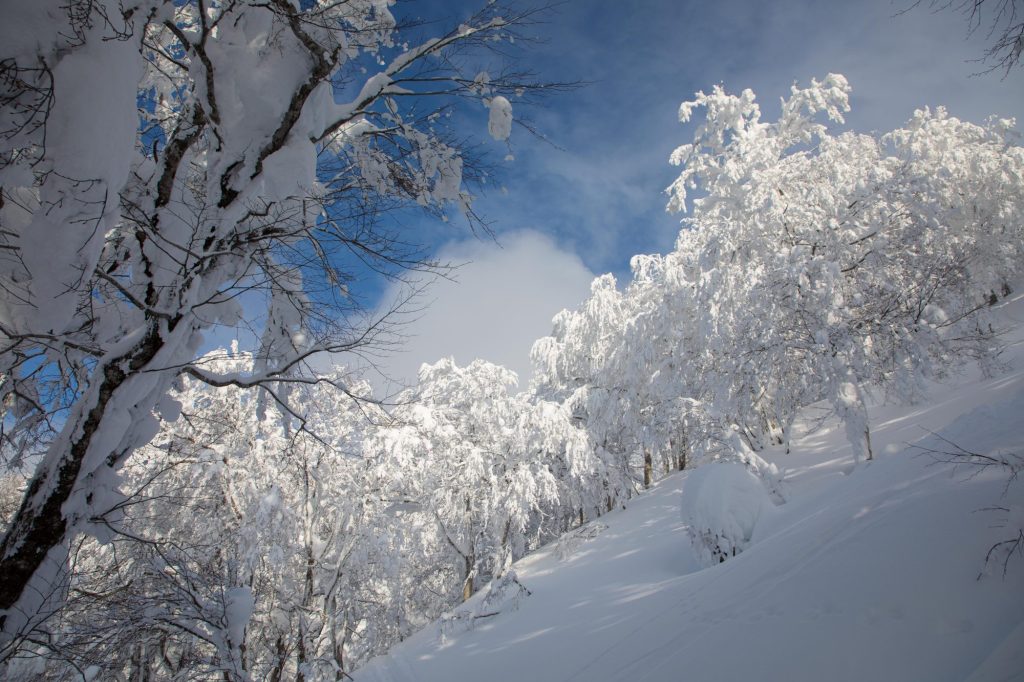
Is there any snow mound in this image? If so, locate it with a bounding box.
[681,461,774,565]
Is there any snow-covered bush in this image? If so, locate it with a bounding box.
[681,462,775,566]
[555,522,608,562]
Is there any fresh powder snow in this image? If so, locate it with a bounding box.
[354,291,1024,682]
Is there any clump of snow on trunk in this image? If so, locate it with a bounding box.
[681,462,775,566]
[223,586,254,672]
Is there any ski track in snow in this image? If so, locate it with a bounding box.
[355,293,1024,682]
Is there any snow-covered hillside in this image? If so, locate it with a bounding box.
[355,294,1024,682]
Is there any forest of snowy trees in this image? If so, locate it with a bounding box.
[2,0,1024,679]
[0,0,563,670]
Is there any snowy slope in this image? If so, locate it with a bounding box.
[355,295,1024,682]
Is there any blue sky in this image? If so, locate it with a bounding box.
[359,0,1024,388]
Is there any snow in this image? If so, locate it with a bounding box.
[224,586,255,650]
[487,96,513,141]
[354,292,1024,682]
[680,461,775,565]
[2,0,144,334]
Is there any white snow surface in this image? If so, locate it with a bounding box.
[355,293,1024,682]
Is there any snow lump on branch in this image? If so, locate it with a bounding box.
[487,95,513,141]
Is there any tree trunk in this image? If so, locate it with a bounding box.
[0,321,173,639]
[295,633,307,682]
[643,449,653,488]
[131,642,152,682]
[782,412,796,455]
[331,611,346,682]
[462,553,474,602]
[268,635,288,682]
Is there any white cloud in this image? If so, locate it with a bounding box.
[368,230,595,393]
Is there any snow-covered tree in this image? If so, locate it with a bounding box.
[527,73,1023,497]
[531,275,639,504]
[53,352,473,680]
[666,74,1024,463]
[373,358,557,603]
[0,0,565,652]
[12,349,394,680]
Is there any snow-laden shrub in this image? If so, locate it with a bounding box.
[438,570,532,644]
[681,462,775,566]
[555,522,608,562]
